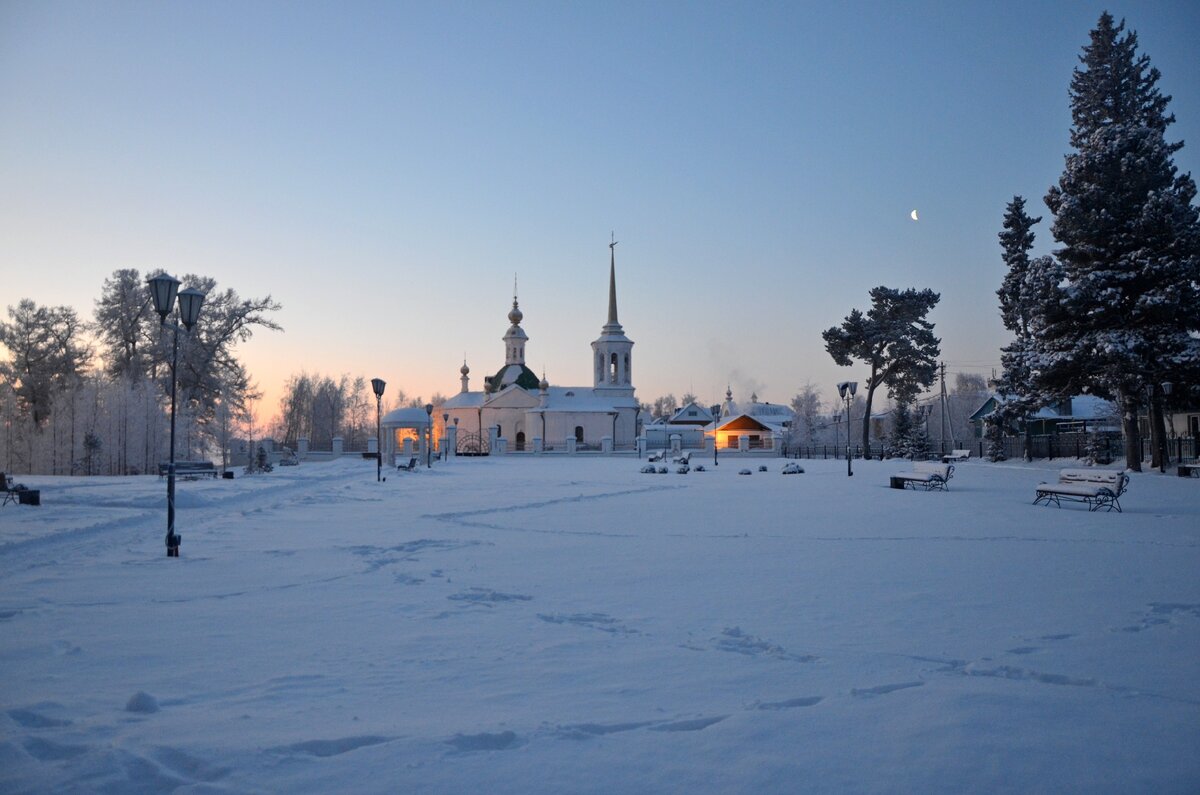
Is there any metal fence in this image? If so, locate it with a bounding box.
[784,435,1198,464]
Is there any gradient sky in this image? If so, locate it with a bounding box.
[2,1,1197,420]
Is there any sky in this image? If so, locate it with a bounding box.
[2,1,1198,422]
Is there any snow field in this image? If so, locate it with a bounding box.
[1,455,1198,793]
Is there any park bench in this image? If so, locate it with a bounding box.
[2,472,18,506]
[890,462,954,491]
[2,472,41,506]
[157,461,218,480]
[942,449,971,463]
[397,456,418,471]
[1178,465,1198,478]
[1034,469,1129,512]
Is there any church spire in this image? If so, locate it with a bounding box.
[604,232,622,333]
[592,235,634,393]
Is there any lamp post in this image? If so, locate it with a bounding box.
[147,273,205,557]
[442,413,449,461]
[425,404,434,467]
[837,381,857,476]
[833,409,841,458]
[371,378,385,481]
[712,402,719,467]
[1160,381,1173,473]
[634,406,642,458]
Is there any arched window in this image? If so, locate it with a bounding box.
[624,354,630,383]
[575,426,584,443]
[610,352,618,383]
[497,424,502,439]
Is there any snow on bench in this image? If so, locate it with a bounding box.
[157,461,217,479]
[890,462,954,492]
[942,449,971,462]
[1034,469,1129,513]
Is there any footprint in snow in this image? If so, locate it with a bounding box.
[851,681,925,697]
[446,730,520,752]
[751,696,823,710]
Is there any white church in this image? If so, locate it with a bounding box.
[440,243,640,454]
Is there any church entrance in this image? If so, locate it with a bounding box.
[515,431,526,451]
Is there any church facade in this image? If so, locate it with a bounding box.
[441,243,640,453]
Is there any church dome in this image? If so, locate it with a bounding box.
[539,374,550,391]
[508,299,523,325]
[460,361,470,376]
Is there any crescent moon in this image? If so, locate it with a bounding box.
[910,210,919,221]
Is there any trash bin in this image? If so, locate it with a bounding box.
[17,489,40,506]
[222,471,235,479]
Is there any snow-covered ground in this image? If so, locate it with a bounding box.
[2,455,1198,793]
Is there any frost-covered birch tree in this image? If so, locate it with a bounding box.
[789,383,823,447]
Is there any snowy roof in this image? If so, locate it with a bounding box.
[1031,395,1117,420]
[711,413,787,434]
[972,393,1117,422]
[381,407,433,427]
[723,399,794,424]
[747,402,793,419]
[537,387,639,413]
[490,363,540,391]
[441,392,486,409]
[667,402,714,424]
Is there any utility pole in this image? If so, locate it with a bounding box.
[939,361,949,449]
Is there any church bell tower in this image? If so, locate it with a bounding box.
[591,237,634,397]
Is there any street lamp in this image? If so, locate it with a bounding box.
[837,381,858,476]
[1160,381,1174,474]
[915,404,931,460]
[147,273,205,557]
[833,408,842,458]
[371,378,386,481]
[425,403,434,467]
[712,402,719,467]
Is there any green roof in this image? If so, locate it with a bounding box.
[491,364,541,392]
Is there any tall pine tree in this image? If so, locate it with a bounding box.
[823,286,941,455]
[1040,13,1200,471]
[993,196,1064,461]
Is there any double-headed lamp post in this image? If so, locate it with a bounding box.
[425,404,434,467]
[837,381,858,477]
[147,273,205,558]
[371,378,386,481]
